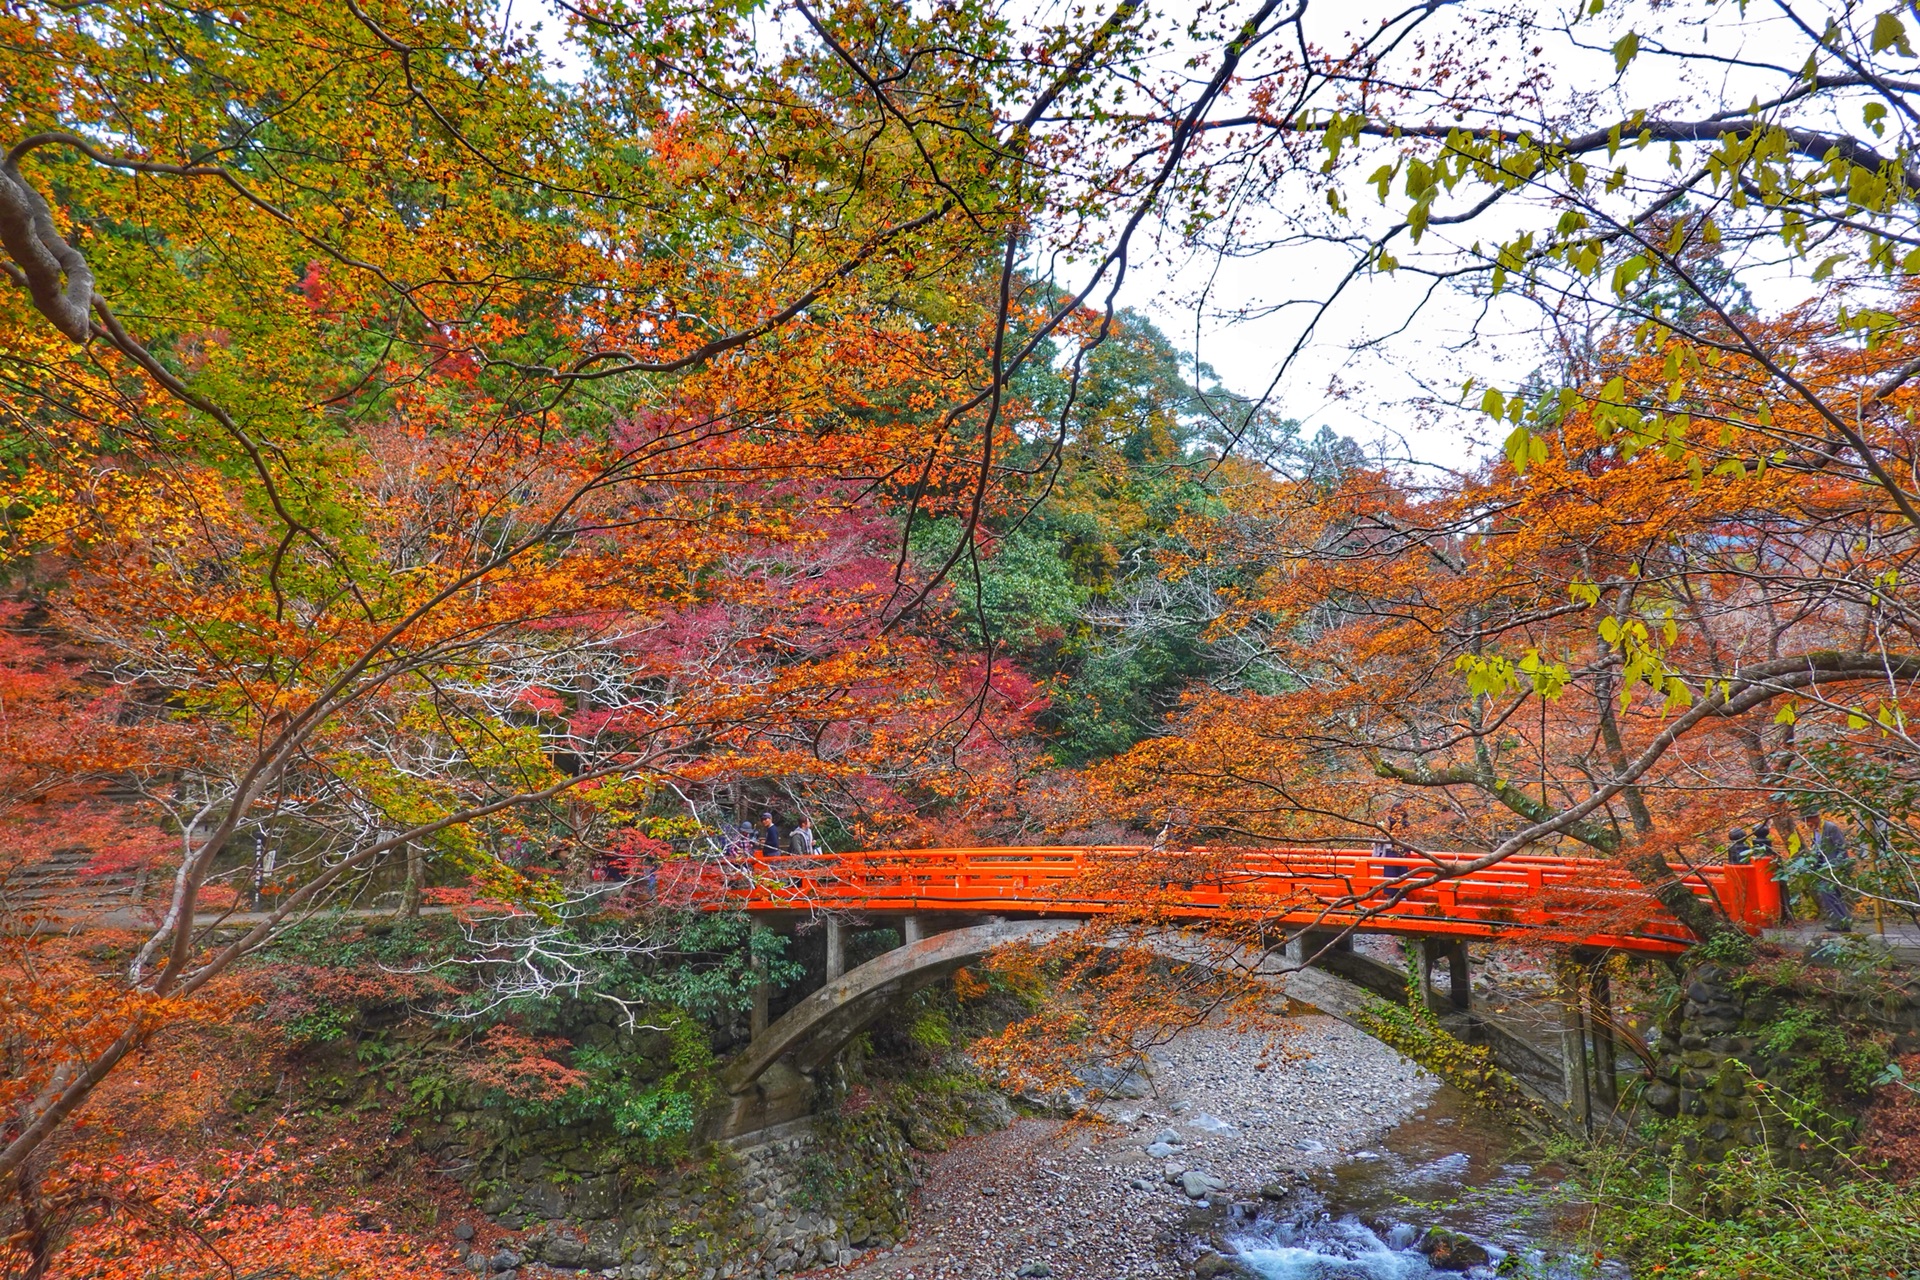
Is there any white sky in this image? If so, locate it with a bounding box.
[1099,0,1843,471]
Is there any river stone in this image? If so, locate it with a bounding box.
[1145,1142,1179,1159]
[1192,1254,1255,1279]
[1180,1170,1224,1199]
[1420,1228,1490,1270]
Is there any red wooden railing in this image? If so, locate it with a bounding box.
[655,845,1781,955]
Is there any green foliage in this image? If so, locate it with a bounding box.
[626,912,806,1021]
[1356,955,1546,1120]
[488,910,806,1028]
[1779,742,1920,926]
[1692,929,1756,965]
[907,1007,954,1050]
[404,1070,458,1117]
[281,1005,356,1048]
[585,1015,718,1148]
[847,927,903,969]
[258,914,462,969]
[258,906,801,1164]
[1755,1007,1889,1111]
[438,911,801,1162]
[1575,1146,1920,1280]
[916,521,1087,653]
[497,1011,719,1160]
[1722,949,1902,1121]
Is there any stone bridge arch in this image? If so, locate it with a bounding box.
[712,919,1076,1135]
[709,918,1389,1138]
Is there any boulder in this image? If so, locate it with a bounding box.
[1192,1253,1255,1279]
[1419,1228,1490,1271]
[959,1089,1016,1133]
[522,1180,567,1219]
[1145,1142,1180,1159]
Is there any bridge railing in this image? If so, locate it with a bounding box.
[706,845,1781,954]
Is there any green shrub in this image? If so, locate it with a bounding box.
[499,1011,719,1158]
[1576,1146,1920,1279]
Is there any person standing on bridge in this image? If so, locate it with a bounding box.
[1803,804,1855,933]
[1726,827,1751,864]
[782,816,821,893]
[758,812,783,858]
[1376,803,1415,904]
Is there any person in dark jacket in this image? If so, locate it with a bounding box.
[1727,827,1751,865]
[757,812,783,857]
[1803,805,1854,932]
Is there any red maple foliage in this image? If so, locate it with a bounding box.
[1863,1053,1920,1184]
[5,1138,459,1280]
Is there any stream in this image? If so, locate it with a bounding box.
[1221,1085,1626,1280]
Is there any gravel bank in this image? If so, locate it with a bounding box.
[815,1014,1439,1280]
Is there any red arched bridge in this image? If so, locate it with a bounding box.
[715,845,1782,954]
[688,847,1782,1137]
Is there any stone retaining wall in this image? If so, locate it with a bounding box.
[441,1084,1011,1278]
[1642,958,1920,1165]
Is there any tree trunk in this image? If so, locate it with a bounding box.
[1624,850,1735,941]
[17,1160,53,1280]
[398,843,423,920]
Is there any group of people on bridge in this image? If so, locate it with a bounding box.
[721,813,818,860]
[1727,802,1867,933]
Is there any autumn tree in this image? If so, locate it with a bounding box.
[1091,320,1920,931]
[0,0,1237,1241]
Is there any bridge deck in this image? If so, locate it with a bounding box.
[701,846,1779,955]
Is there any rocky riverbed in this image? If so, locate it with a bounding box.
[818,1015,1440,1280]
